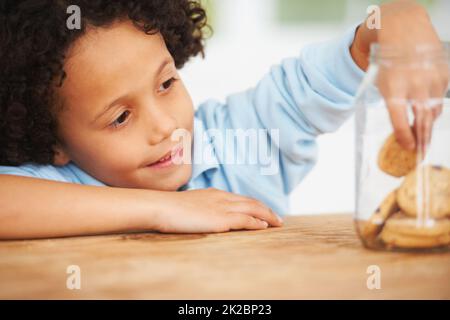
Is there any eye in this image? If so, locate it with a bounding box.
[157,77,177,93]
[111,110,130,128]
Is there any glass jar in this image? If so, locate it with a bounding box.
[354,43,450,252]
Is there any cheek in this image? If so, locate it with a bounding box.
[66,129,144,174]
[95,135,145,169]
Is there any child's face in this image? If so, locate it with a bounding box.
[54,20,194,191]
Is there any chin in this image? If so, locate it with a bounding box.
[151,164,192,191]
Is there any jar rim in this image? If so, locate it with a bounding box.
[369,42,450,63]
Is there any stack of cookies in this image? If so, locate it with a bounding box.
[360,133,450,250]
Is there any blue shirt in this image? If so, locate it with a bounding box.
[0,27,365,215]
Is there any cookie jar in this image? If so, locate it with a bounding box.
[354,43,450,252]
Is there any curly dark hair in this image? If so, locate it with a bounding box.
[0,0,209,166]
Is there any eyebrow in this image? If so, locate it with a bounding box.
[92,57,175,124]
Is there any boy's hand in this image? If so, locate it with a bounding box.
[152,188,283,233]
[351,0,449,153]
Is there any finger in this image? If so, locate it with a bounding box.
[412,103,433,158]
[431,103,443,120]
[410,78,433,155]
[377,68,415,150]
[422,103,434,149]
[228,201,283,227]
[411,101,425,153]
[222,192,283,226]
[213,189,283,225]
[430,73,446,121]
[227,213,269,230]
[386,97,416,151]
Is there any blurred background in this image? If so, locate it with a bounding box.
[179,0,450,215]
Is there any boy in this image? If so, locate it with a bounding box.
[0,0,447,239]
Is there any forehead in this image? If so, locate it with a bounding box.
[58,20,170,112]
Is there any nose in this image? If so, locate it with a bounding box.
[143,104,178,145]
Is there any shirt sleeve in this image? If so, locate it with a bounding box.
[0,163,73,183]
[194,26,365,199]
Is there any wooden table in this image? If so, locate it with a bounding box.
[0,214,449,299]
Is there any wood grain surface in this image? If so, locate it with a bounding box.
[0,214,448,299]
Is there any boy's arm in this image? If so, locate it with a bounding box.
[0,175,281,239]
[0,174,159,239]
[195,26,364,205]
[195,2,445,210]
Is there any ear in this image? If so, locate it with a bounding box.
[53,144,71,166]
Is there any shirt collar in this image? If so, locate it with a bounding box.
[66,162,106,186]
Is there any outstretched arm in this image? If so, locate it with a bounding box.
[0,174,282,240]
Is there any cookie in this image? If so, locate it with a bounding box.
[360,189,399,240]
[378,133,417,177]
[383,212,450,237]
[380,230,450,249]
[397,165,450,219]
[380,212,450,249]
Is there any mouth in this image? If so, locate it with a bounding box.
[145,144,184,169]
